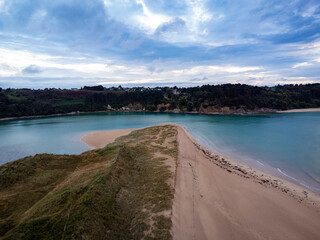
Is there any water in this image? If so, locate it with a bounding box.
[0,112,319,193]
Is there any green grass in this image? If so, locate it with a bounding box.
[0,125,177,240]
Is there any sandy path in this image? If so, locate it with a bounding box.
[82,129,136,149]
[171,126,320,240]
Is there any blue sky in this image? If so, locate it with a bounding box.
[0,0,319,88]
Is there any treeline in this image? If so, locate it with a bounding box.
[0,84,319,118]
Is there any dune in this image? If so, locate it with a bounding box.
[82,124,320,240]
[1,125,177,239]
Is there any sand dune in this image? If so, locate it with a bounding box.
[82,125,320,240]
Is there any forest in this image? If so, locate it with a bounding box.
[0,83,319,118]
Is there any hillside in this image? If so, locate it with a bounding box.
[1,83,320,118]
[0,125,177,239]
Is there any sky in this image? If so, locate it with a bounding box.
[0,0,319,88]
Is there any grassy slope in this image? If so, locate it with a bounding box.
[0,125,177,240]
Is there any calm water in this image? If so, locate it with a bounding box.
[0,112,319,193]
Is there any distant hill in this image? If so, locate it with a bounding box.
[0,125,177,239]
[0,84,319,118]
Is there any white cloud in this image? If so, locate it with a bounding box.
[155,0,214,43]
[102,0,172,35]
[299,42,320,50]
[0,47,269,87]
[186,0,212,34]
[293,62,312,68]
[0,0,5,13]
[275,78,317,85]
[101,0,215,43]
[135,0,171,33]
[300,4,320,18]
[0,48,116,77]
[0,46,317,88]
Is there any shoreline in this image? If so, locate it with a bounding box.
[81,128,137,149]
[277,108,320,113]
[2,107,320,122]
[82,124,320,200]
[172,124,320,239]
[192,134,320,194]
[83,124,320,239]
[176,124,320,200]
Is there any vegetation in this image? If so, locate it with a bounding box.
[0,84,320,118]
[0,125,178,240]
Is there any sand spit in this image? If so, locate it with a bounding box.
[82,125,320,240]
[82,129,136,149]
[277,108,320,113]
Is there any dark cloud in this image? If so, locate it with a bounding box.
[190,76,208,82]
[0,0,137,51]
[22,65,42,74]
[155,17,186,36]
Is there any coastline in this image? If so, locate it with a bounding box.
[180,124,320,199]
[82,124,320,200]
[82,124,320,239]
[0,110,271,122]
[172,124,320,239]
[277,108,320,113]
[190,133,320,194]
[1,107,320,122]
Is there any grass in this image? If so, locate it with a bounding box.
[0,125,177,240]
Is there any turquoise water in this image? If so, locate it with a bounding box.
[0,112,319,193]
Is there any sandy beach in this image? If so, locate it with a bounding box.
[277,108,320,113]
[82,124,320,240]
[81,129,136,148]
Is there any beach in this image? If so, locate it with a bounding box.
[277,108,320,113]
[82,128,136,149]
[82,124,320,240]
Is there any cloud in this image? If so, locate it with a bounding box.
[0,0,5,13]
[155,17,186,35]
[154,17,189,43]
[293,62,312,68]
[0,46,272,88]
[190,76,208,82]
[135,0,171,33]
[0,0,319,88]
[22,65,42,74]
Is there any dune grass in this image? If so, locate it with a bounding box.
[0,125,177,240]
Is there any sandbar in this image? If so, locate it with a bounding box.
[278,108,320,113]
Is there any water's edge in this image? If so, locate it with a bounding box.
[1,112,319,194]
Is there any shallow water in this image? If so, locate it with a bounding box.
[0,112,319,193]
